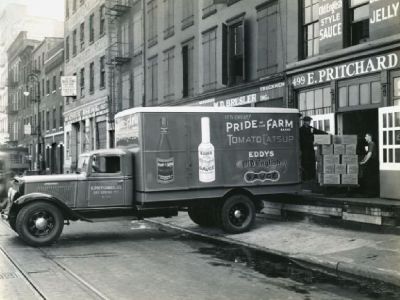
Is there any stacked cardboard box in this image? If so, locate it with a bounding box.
[315,135,359,186]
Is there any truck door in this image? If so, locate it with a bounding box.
[87,154,126,206]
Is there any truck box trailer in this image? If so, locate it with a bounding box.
[2,107,301,246]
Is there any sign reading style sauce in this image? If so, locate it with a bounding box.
[319,0,343,54]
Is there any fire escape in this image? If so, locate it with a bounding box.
[105,0,131,128]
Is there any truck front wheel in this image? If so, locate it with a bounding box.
[221,194,255,234]
[16,202,64,247]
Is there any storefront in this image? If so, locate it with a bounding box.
[289,51,400,199]
[44,132,64,174]
[63,96,110,173]
[190,78,286,108]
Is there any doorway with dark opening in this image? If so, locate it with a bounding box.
[341,108,379,196]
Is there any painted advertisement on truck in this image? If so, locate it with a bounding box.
[138,111,299,191]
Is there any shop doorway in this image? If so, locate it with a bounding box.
[342,109,379,154]
[341,108,380,195]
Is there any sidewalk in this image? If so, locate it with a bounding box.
[149,211,400,287]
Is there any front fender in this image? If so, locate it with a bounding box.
[11,193,86,222]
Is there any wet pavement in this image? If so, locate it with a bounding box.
[1,218,400,299]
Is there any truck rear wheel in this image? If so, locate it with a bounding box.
[16,202,64,247]
[220,194,255,234]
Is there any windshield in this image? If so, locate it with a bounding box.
[77,155,90,173]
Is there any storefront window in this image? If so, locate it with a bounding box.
[303,0,319,58]
[338,78,381,109]
[298,86,331,115]
[394,77,400,106]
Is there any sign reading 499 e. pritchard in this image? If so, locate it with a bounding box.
[292,52,399,88]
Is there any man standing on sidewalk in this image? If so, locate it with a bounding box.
[360,133,379,197]
[299,116,326,181]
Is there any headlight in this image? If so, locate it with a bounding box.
[7,187,16,201]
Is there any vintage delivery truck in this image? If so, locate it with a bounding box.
[2,107,301,246]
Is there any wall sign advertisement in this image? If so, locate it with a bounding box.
[318,0,343,54]
[370,0,400,39]
[61,76,77,97]
[115,113,140,148]
[192,82,285,107]
[292,52,400,88]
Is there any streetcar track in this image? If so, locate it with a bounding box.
[1,219,110,299]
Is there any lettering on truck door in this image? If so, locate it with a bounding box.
[87,154,125,206]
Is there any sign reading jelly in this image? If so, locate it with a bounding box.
[370,0,400,40]
[319,0,343,54]
[292,52,400,88]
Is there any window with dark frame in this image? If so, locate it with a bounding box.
[148,0,158,47]
[89,62,94,93]
[46,110,50,131]
[302,0,319,58]
[53,108,57,129]
[182,40,194,98]
[53,75,57,91]
[202,28,217,91]
[163,48,175,101]
[223,19,246,86]
[42,79,45,96]
[80,68,85,97]
[60,106,64,128]
[147,56,158,104]
[181,0,194,29]
[257,2,278,77]
[348,0,369,46]
[72,29,77,56]
[100,5,106,36]
[46,79,50,95]
[89,13,95,43]
[100,56,106,88]
[80,22,85,51]
[65,36,70,61]
[164,0,174,39]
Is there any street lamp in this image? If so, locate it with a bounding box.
[24,73,42,174]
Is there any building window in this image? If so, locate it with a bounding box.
[394,77,400,106]
[121,20,130,57]
[303,0,319,58]
[73,0,77,13]
[80,22,85,51]
[100,56,106,88]
[89,13,95,43]
[52,75,57,92]
[121,72,132,110]
[163,48,174,101]
[338,78,381,108]
[257,2,278,77]
[133,14,143,54]
[46,79,50,95]
[65,0,69,19]
[182,0,194,29]
[381,109,400,167]
[80,68,85,97]
[100,5,106,36]
[89,62,94,93]
[223,18,246,86]
[148,0,158,47]
[203,0,217,18]
[298,87,332,116]
[72,29,77,56]
[42,79,45,96]
[182,40,194,98]
[46,111,50,131]
[133,67,143,107]
[164,0,174,39]
[202,28,217,91]
[348,0,369,46]
[65,36,70,61]
[147,55,158,104]
[53,108,57,129]
[60,106,64,128]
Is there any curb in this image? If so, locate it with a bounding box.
[147,218,400,288]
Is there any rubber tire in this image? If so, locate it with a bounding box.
[220,194,255,234]
[16,202,64,247]
[188,203,219,227]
